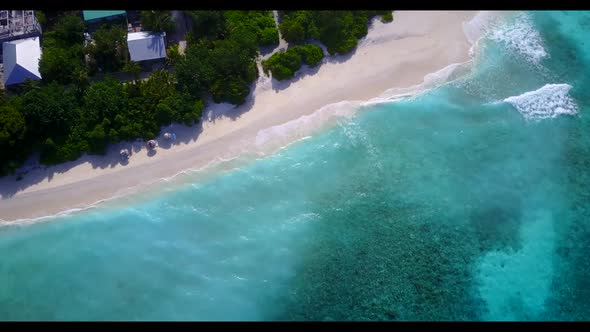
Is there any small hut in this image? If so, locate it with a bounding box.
[147,140,158,149]
[120,148,130,159]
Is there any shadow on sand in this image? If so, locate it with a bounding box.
[0,94,245,200]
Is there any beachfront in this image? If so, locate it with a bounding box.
[0,11,477,222]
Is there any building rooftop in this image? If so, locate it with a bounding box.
[2,36,42,86]
[127,31,166,62]
[0,10,41,42]
[83,10,126,21]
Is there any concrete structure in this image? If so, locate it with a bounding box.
[127,31,166,63]
[2,36,41,86]
[0,10,42,59]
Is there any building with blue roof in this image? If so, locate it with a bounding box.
[2,36,41,86]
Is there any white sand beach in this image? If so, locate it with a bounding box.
[0,11,480,222]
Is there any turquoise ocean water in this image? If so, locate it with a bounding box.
[2,11,590,320]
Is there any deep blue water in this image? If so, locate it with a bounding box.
[1,11,590,320]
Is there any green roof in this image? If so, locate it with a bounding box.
[83,10,126,21]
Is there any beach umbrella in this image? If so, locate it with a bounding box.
[147,140,158,149]
[120,148,130,159]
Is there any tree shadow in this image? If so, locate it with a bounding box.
[325,46,358,65]
[158,138,173,149]
[147,149,157,157]
[131,141,144,153]
[305,39,359,65]
[199,81,258,123]
[0,144,130,199]
[270,63,323,92]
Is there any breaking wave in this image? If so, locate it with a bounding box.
[503,84,578,120]
[488,12,548,65]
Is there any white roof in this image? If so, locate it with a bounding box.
[2,36,42,85]
[127,31,166,62]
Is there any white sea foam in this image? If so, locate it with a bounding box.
[0,155,245,227]
[503,84,578,120]
[488,12,548,65]
[366,61,469,106]
[254,56,478,157]
[254,101,361,152]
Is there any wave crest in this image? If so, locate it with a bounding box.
[254,101,361,152]
[489,12,548,65]
[503,84,578,120]
[254,58,476,155]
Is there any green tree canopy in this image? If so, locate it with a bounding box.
[278,11,392,55]
[176,35,257,105]
[210,77,250,105]
[19,82,80,139]
[0,87,7,105]
[280,20,306,43]
[225,11,279,47]
[52,14,86,47]
[85,25,128,73]
[140,11,176,33]
[262,44,324,81]
[39,44,85,85]
[123,61,142,81]
[174,40,211,98]
[82,78,128,124]
[38,13,86,85]
[186,11,228,40]
[0,103,26,149]
[381,11,394,23]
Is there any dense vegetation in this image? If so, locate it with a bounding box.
[381,11,394,23]
[85,24,129,74]
[175,11,279,105]
[262,44,324,80]
[0,88,27,175]
[38,14,87,85]
[4,73,203,167]
[278,11,393,55]
[140,11,176,33]
[1,13,202,173]
[0,10,393,176]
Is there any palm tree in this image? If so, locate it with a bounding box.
[140,11,176,33]
[166,44,182,66]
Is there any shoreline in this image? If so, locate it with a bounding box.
[0,11,481,222]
